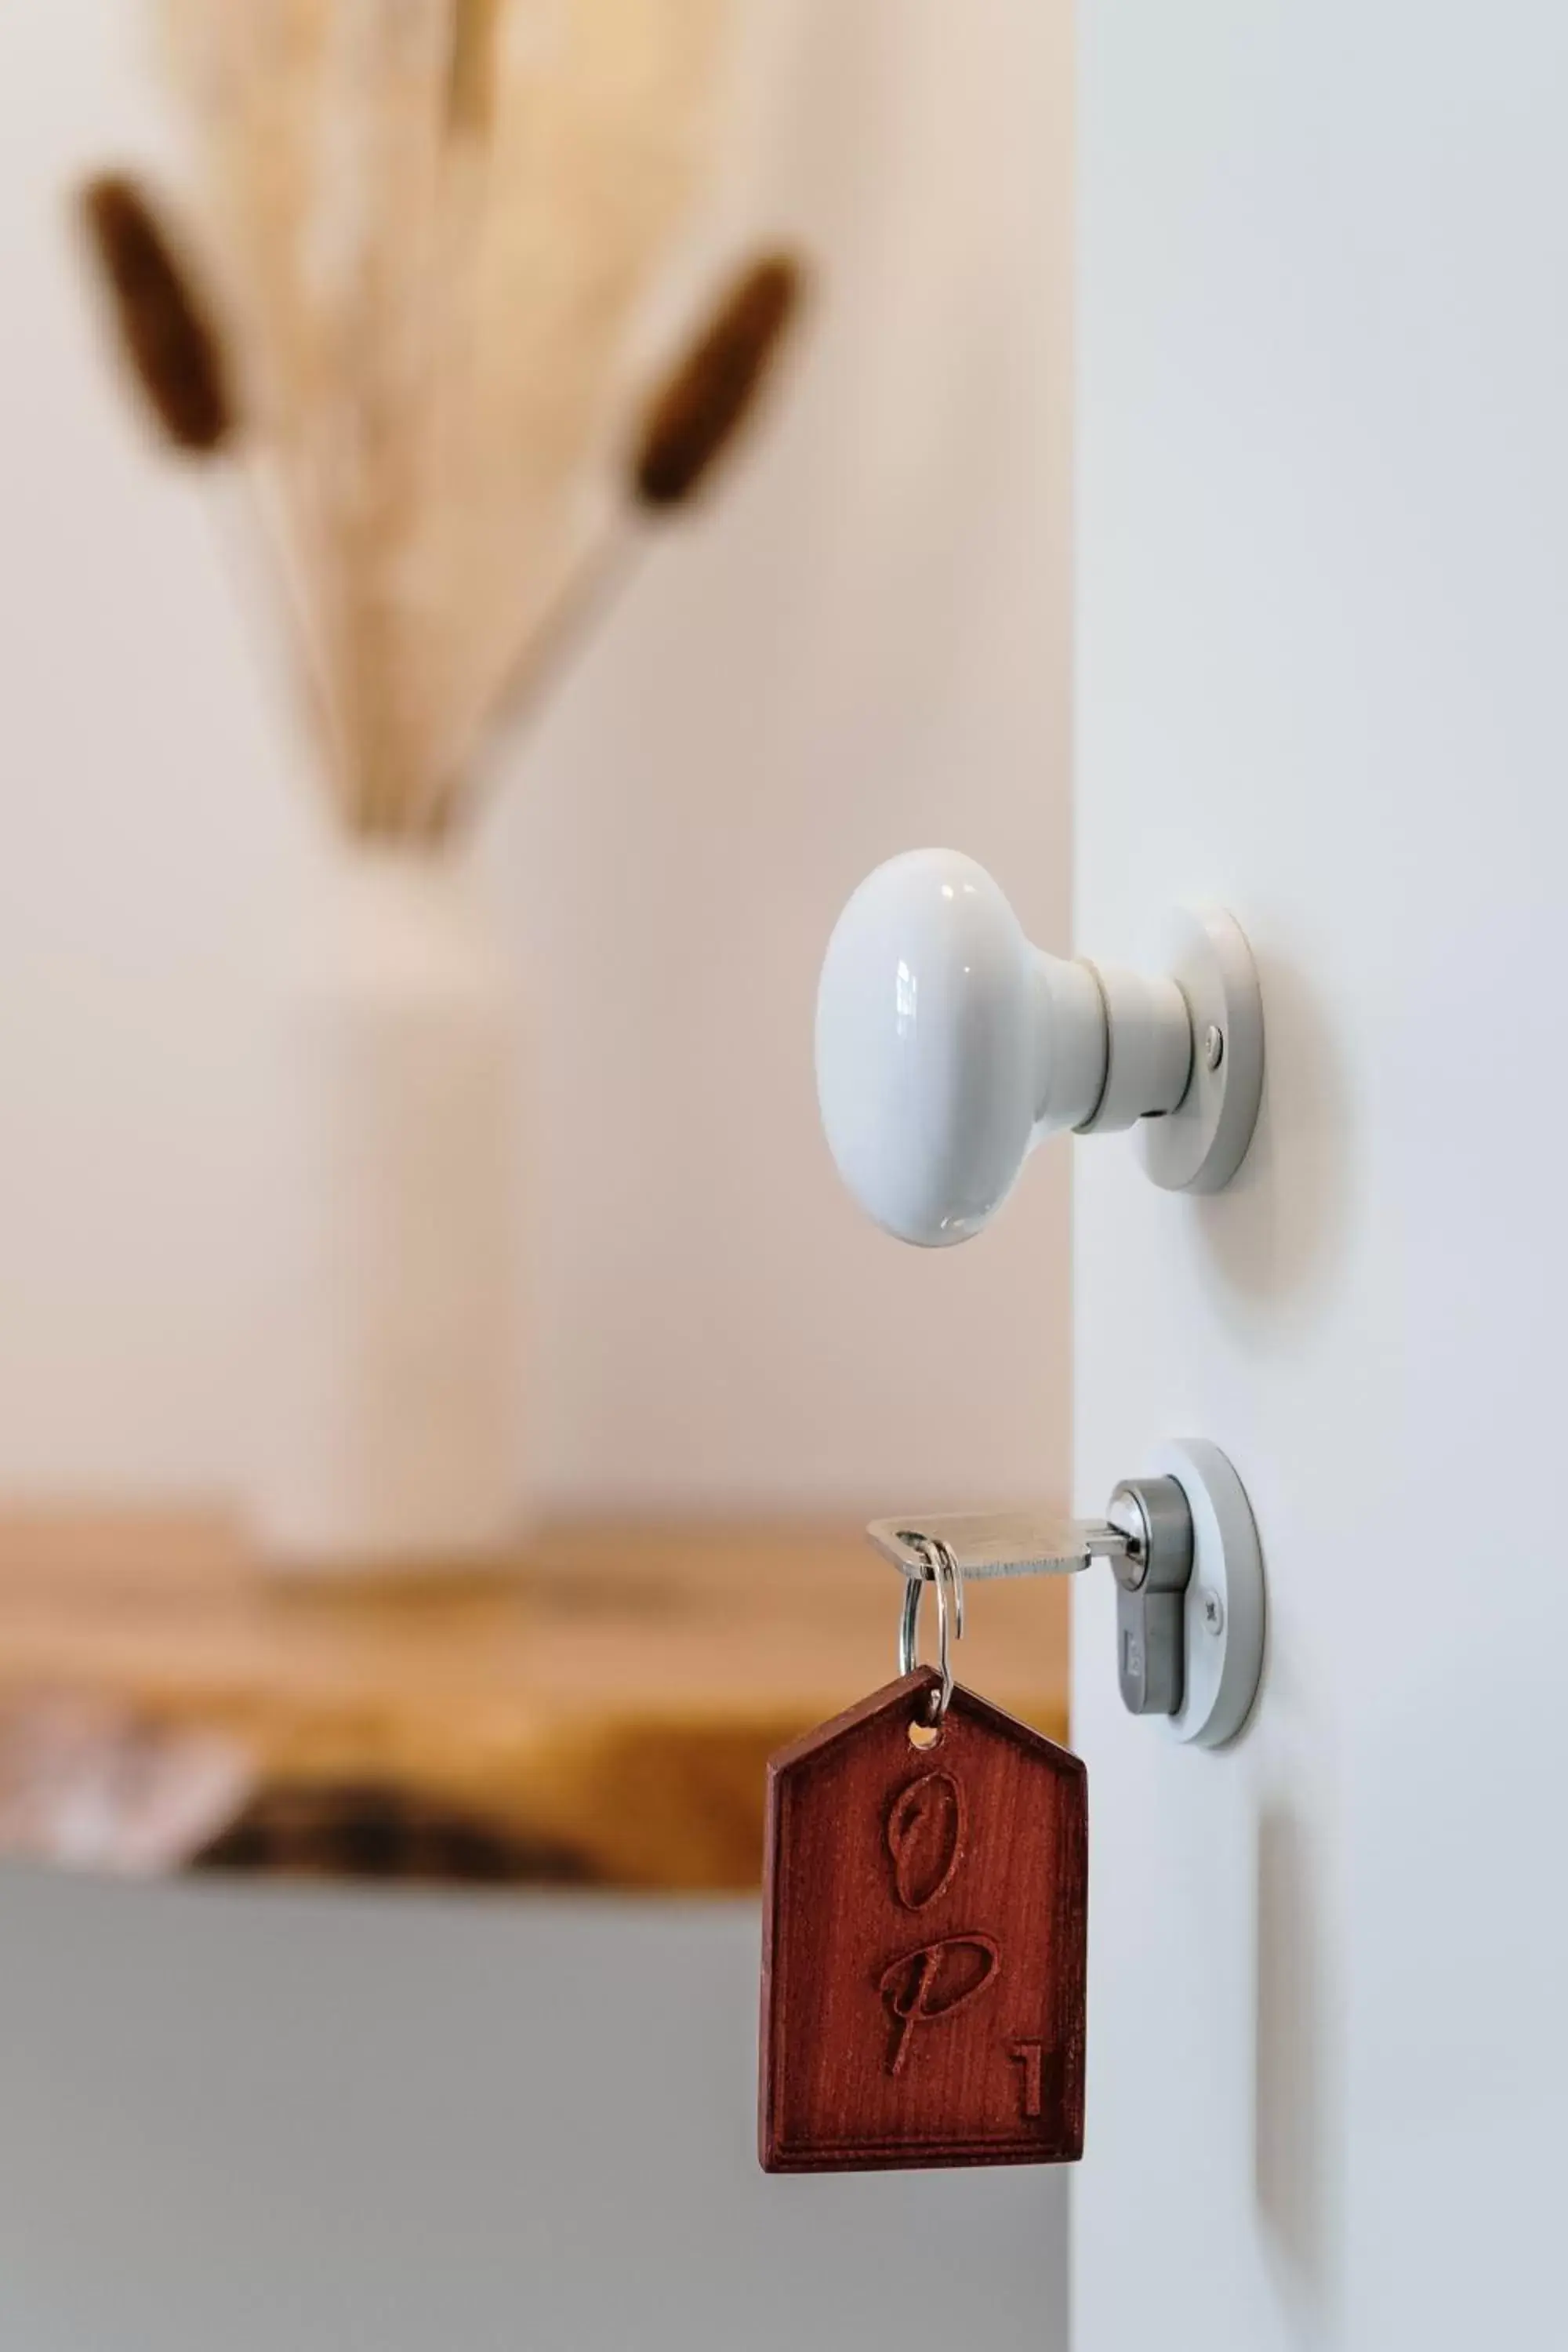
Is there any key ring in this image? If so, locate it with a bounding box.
[897,1533,965,1723]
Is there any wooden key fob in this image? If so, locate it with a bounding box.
[760,1667,1087,2172]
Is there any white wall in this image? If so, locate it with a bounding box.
[0,0,1071,1520]
[1074,4,1563,2347]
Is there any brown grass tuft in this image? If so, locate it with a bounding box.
[633,252,807,510]
[78,172,236,456]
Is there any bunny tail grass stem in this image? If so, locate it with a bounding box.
[453,245,811,828]
[77,172,237,456]
[447,0,505,136]
[223,467,354,824]
[432,533,643,839]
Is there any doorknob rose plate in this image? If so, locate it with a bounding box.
[815,849,1264,1245]
[1134,906,1264,1196]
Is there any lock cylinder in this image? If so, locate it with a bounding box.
[1106,1475,1195,1716]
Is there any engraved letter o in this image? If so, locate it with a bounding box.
[886,1770,965,1911]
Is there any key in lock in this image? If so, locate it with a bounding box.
[868,1477,1196,1720]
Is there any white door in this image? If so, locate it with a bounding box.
[1074,5,1563,2347]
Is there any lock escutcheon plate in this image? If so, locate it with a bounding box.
[1152,1439,1265,1748]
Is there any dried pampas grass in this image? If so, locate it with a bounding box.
[78,0,810,841]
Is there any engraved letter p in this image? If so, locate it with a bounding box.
[877,1935,1000,2076]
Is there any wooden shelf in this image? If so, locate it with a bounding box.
[0,1515,1069,1893]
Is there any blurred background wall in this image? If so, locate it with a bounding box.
[0,0,1070,1521]
[0,9,1073,2347]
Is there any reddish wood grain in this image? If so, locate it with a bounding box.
[760,1668,1087,2172]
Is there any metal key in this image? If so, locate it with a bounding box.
[868,1480,1196,1717]
[866,1511,1129,1582]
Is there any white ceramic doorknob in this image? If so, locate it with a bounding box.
[815,849,1263,1246]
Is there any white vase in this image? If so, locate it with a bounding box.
[249,842,524,1575]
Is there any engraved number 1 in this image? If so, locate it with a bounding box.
[1009,2039,1045,2119]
